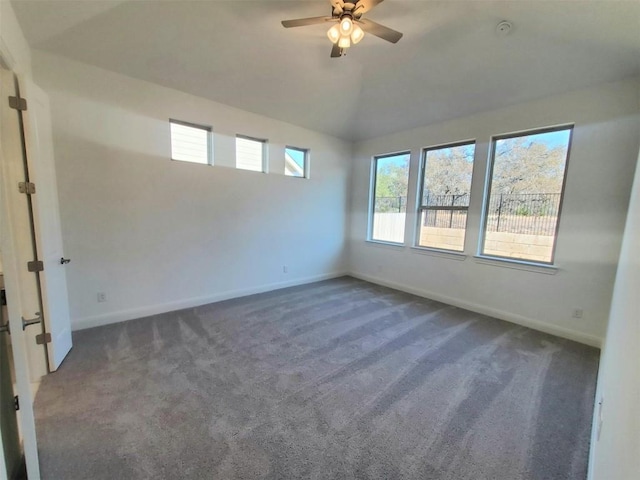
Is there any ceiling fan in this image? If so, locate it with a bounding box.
[281,0,403,58]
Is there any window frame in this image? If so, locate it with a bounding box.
[235,134,268,173]
[478,124,574,266]
[415,140,476,253]
[284,145,309,178]
[169,118,213,166]
[368,151,411,246]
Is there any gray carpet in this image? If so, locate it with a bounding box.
[34,277,599,479]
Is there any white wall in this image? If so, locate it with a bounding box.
[0,0,31,74]
[32,51,352,330]
[588,146,640,479]
[349,78,640,346]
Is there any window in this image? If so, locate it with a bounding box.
[481,126,572,264]
[170,119,212,165]
[285,146,308,178]
[417,142,475,252]
[236,135,267,172]
[369,152,410,244]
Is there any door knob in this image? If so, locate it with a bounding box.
[60,257,71,265]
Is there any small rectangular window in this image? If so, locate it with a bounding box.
[236,135,267,172]
[369,152,410,244]
[480,126,572,264]
[285,146,308,178]
[417,141,475,252]
[170,119,212,165]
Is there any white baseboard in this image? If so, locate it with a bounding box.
[72,271,348,331]
[73,269,602,348]
[349,271,602,348]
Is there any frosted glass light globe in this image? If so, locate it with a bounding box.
[327,24,340,43]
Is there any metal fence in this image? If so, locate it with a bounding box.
[423,193,470,208]
[375,196,407,213]
[485,193,561,235]
[376,193,561,236]
[421,194,469,229]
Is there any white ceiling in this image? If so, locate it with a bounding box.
[11,0,640,141]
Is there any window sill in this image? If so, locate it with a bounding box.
[474,255,558,275]
[171,158,212,166]
[365,240,406,250]
[411,247,467,261]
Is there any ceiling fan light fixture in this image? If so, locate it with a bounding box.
[281,0,403,58]
[351,24,364,44]
[338,35,351,49]
[327,24,341,43]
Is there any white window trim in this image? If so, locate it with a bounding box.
[411,246,467,261]
[365,239,406,250]
[368,151,411,245]
[474,255,559,275]
[415,140,476,253]
[477,124,574,266]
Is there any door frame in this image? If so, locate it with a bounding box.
[0,54,42,479]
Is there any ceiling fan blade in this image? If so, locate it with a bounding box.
[281,16,333,28]
[330,44,343,58]
[357,18,403,43]
[330,0,344,15]
[354,0,384,15]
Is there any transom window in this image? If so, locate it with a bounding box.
[236,135,267,172]
[170,119,212,165]
[285,146,308,178]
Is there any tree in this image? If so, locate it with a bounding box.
[423,144,474,206]
[374,155,410,213]
[376,157,410,198]
[491,137,567,194]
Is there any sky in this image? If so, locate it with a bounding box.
[377,153,410,169]
[286,147,305,169]
[512,128,572,149]
[374,127,572,177]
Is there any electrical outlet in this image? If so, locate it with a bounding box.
[283,265,288,274]
[97,292,107,303]
[572,308,583,319]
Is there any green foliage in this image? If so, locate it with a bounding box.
[375,156,410,198]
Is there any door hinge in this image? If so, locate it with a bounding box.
[18,181,36,194]
[27,260,44,272]
[36,332,52,345]
[14,396,19,411]
[8,96,27,111]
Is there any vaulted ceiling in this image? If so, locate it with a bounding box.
[11,0,640,141]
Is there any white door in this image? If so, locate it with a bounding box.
[0,69,48,381]
[1,65,41,480]
[21,78,73,370]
